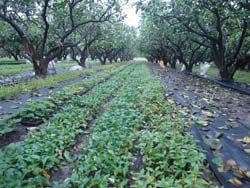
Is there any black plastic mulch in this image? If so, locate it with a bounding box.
[150,64,250,187]
[194,74,250,96]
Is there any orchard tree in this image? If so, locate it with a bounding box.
[171,0,250,80]
[70,24,102,67]
[137,0,250,81]
[90,23,136,64]
[0,0,121,76]
[0,21,23,60]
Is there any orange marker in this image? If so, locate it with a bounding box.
[159,60,165,68]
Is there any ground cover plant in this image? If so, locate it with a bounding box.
[0,63,122,100]
[0,60,100,77]
[0,63,129,137]
[0,0,249,187]
[0,58,26,65]
[0,64,32,76]
[64,63,207,188]
[0,64,135,187]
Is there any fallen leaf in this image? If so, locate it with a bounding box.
[26,127,37,131]
[242,137,250,144]
[244,149,250,154]
[202,110,214,117]
[246,171,250,178]
[41,169,50,179]
[218,166,224,173]
[212,157,224,167]
[215,132,224,138]
[223,159,237,172]
[230,123,239,128]
[58,150,63,156]
[228,177,242,186]
[217,125,229,130]
[227,159,237,166]
[233,167,247,179]
[196,120,209,127]
[205,139,222,150]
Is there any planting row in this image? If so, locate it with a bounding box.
[0,63,122,100]
[64,64,207,188]
[0,63,130,141]
[0,64,135,187]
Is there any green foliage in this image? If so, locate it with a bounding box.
[0,58,26,64]
[137,0,250,79]
[1,63,128,135]
[67,64,207,188]
[0,64,32,76]
[0,63,134,187]
[17,101,56,121]
[0,64,118,99]
[90,22,137,63]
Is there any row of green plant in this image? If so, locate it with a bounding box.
[133,65,207,187]
[65,63,207,188]
[0,63,121,100]
[0,64,129,136]
[0,64,135,187]
[64,64,142,188]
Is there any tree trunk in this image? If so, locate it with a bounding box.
[219,67,234,81]
[33,59,49,77]
[79,56,86,67]
[170,61,176,69]
[77,47,88,67]
[10,53,19,61]
[99,57,106,65]
[214,57,234,81]
[186,65,193,72]
[109,58,113,64]
[183,62,193,72]
[162,58,168,66]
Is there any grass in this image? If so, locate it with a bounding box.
[0,64,121,100]
[0,57,26,65]
[0,61,78,76]
[0,64,32,76]
[0,60,101,76]
[175,64,250,84]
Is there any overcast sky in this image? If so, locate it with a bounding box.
[123,0,140,27]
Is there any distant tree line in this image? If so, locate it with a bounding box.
[0,0,136,76]
[137,0,250,81]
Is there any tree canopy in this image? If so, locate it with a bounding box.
[0,0,136,76]
[137,0,250,80]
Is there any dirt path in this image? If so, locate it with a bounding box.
[150,63,250,188]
